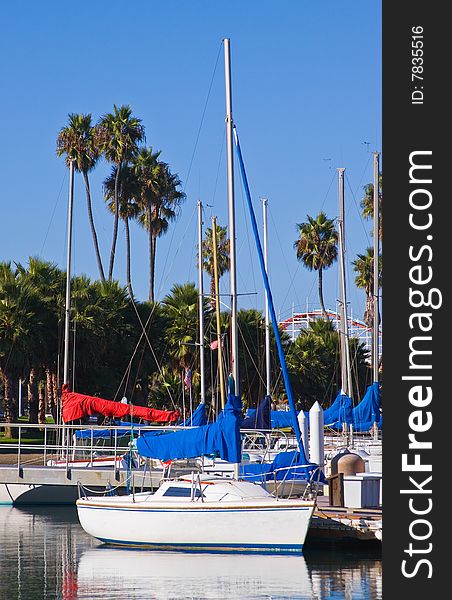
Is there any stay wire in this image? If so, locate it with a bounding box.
[183,42,223,193]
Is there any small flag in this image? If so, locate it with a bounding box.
[184,368,192,389]
[210,334,225,350]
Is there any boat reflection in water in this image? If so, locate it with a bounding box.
[77,546,314,599]
[0,506,382,599]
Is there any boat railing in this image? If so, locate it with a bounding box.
[1,421,188,472]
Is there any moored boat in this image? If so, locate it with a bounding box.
[77,474,315,553]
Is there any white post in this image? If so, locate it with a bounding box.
[297,410,309,459]
[309,401,324,468]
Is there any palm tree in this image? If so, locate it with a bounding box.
[202,223,230,310]
[0,262,38,436]
[352,248,382,328]
[361,173,383,239]
[294,212,338,318]
[16,258,65,422]
[162,283,199,371]
[104,165,141,297]
[97,105,145,281]
[57,113,105,282]
[133,150,186,302]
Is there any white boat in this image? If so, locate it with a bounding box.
[77,474,315,553]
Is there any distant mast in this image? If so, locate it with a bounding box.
[372,152,380,384]
[63,159,75,386]
[263,198,271,397]
[197,200,206,404]
[224,38,239,393]
[337,167,352,400]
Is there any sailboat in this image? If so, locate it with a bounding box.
[76,39,317,553]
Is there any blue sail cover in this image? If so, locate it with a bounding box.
[75,428,131,439]
[136,394,242,463]
[241,396,271,429]
[323,391,353,426]
[241,451,323,484]
[178,402,208,427]
[352,383,381,429]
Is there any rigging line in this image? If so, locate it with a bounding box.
[128,295,177,410]
[156,203,197,301]
[319,169,338,212]
[211,130,226,206]
[2,170,69,375]
[237,320,267,388]
[42,169,68,256]
[345,172,372,246]
[183,42,223,193]
[268,206,303,311]
[238,176,258,309]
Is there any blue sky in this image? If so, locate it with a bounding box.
[0,1,381,322]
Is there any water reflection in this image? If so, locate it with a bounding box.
[0,506,381,600]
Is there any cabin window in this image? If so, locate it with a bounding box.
[162,486,203,498]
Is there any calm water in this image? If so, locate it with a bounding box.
[0,506,382,600]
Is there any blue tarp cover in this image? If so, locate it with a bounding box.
[136,394,242,463]
[75,427,131,439]
[241,396,271,429]
[353,383,381,427]
[323,391,354,426]
[241,451,323,483]
[246,408,301,429]
[179,402,208,427]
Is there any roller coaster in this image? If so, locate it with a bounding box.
[278,308,382,360]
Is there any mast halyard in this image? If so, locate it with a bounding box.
[263,198,271,398]
[372,152,380,384]
[197,200,205,404]
[223,38,239,394]
[337,167,353,400]
[63,159,75,387]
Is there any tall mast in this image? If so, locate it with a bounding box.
[63,159,75,386]
[373,152,380,383]
[262,198,271,397]
[337,168,352,399]
[197,200,205,404]
[224,38,239,393]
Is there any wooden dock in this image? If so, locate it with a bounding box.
[307,495,382,545]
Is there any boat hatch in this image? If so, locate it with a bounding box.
[162,486,204,498]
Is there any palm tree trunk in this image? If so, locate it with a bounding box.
[210,276,216,311]
[151,233,157,302]
[45,367,55,419]
[364,291,374,329]
[83,172,105,282]
[108,161,122,281]
[125,216,133,298]
[318,267,327,318]
[3,373,18,439]
[38,380,46,425]
[28,368,38,423]
[52,370,59,421]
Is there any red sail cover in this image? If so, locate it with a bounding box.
[61,384,179,424]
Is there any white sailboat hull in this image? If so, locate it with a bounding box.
[77,494,314,553]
